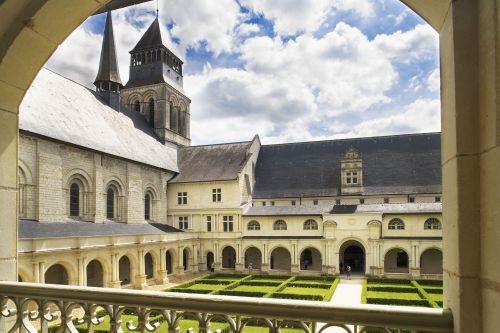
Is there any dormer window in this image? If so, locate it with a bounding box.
[346,171,358,184]
[340,147,363,195]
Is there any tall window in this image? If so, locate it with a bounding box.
[144,193,151,220]
[69,182,80,217]
[424,218,442,230]
[223,215,234,232]
[178,216,189,230]
[206,216,212,232]
[170,102,178,132]
[247,220,260,230]
[134,100,140,113]
[149,98,155,125]
[106,187,115,219]
[304,219,318,230]
[177,192,187,205]
[388,218,405,230]
[212,188,221,202]
[273,219,287,230]
[346,171,358,184]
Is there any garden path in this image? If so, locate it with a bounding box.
[318,277,363,333]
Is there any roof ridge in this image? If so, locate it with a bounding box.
[183,140,253,149]
[262,132,441,147]
[42,67,94,90]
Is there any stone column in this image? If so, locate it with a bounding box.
[0,103,17,281]
[78,257,87,286]
[38,261,46,284]
[176,246,185,275]
[260,243,269,273]
[291,242,299,273]
[109,253,121,288]
[136,249,147,288]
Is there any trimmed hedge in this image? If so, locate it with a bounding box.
[293,275,335,282]
[411,280,439,308]
[416,279,443,286]
[361,279,367,304]
[288,282,331,289]
[270,293,324,301]
[424,288,443,294]
[195,279,233,285]
[367,278,411,285]
[168,288,213,294]
[218,290,267,297]
[323,278,340,301]
[366,297,430,307]
[239,280,282,287]
[367,286,417,293]
[205,273,248,279]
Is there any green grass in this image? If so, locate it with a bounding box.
[187,283,228,291]
[292,279,332,285]
[366,291,422,300]
[281,287,327,295]
[232,285,277,293]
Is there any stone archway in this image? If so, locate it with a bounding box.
[420,248,443,274]
[222,246,236,269]
[384,248,409,273]
[206,251,214,271]
[144,252,154,279]
[339,240,366,274]
[182,248,190,271]
[119,255,132,286]
[270,247,291,271]
[86,260,104,287]
[300,247,322,271]
[166,250,174,274]
[45,264,69,285]
[244,247,262,270]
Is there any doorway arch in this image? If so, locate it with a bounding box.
[222,246,236,269]
[300,247,322,271]
[206,251,214,271]
[339,240,366,274]
[420,248,443,274]
[166,249,175,274]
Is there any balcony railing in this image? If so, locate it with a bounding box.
[0,282,453,333]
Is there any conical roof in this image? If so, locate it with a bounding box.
[131,17,165,52]
[94,11,123,86]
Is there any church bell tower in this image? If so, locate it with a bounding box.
[94,11,123,111]
[121,16,191,147]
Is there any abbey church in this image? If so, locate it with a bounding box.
[16,11,443,288]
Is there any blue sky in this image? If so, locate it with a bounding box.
[46,0,440,145]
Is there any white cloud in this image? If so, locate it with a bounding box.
[236,23,260,37]
[330,98,441,139]
[373,24,438,63]
[240,22,396,115]
[240,0,373,36]
[160,0,243,55]
[427,68,440,92]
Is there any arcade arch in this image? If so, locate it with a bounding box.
[420,248,443,274]
[384,248,409,273]
[244,247,262,270]
[339,240,366,274]
[270,247,291,271]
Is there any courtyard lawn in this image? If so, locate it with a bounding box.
[187,283,228,291]
[362,278,443,308]
[232,285,277,293]
[281,286,328,296]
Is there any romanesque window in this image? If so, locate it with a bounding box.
[247,220,260,230]
[169,102,178,132]
[144,193,151,220]
[424,218,442,230]
[149,98,155,126]
[212,188,221,202]
[177,192,187,205]
[304,219,318,230]
[106,187,115,219]
[178,216,189,230]
[223,215,234,232]
[206,216,212,232]
[273,219,287,230]
[18,167,26,218]
[134,100,140,113]
[388,218,405,230]
[69,182,80,217]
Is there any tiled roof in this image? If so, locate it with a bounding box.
[19,219,182,239]
[253,133,441,198]
[20,68,178,172]
[170,141,252,183]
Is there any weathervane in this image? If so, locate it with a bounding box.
[156,0,159,17]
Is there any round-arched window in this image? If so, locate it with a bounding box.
[304,219,318,230]
[247,220,260,230]
[424,218,441,230]
[273,219,287,230]
[388,218,405,230]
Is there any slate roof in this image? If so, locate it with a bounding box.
[94,11,122,86]
[253,133,441,198]
[355,202,442,214]
[19,220,182,239]
[170,141,252,183]
[243,205,330,216]
[20,68,178,172]
[131,17,168,52]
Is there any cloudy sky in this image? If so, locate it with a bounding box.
[45,0,440,145]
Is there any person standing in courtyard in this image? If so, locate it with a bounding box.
[347,265,351,280]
